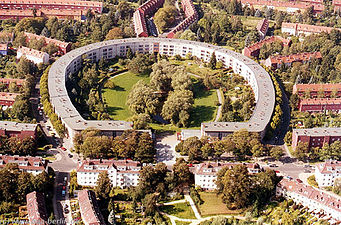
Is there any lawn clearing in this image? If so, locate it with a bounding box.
[198,192,243,217]
[159,202,196,219]
[102,71,150,120]
[175,221,191,225]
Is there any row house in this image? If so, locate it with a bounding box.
[256,18,269,40]
[17,46,49,64]
[0,9,85,21]
[242,36,291,58]
[77,159,141,188]
[293,83,341,98]
[241,0,324,14]
[292,128,341,150]
[166,0,198,38]
[0,154,47,175]
[0,78,25,87]
[0,43,8,55]
[263,52,322,69]
[0,92,19,106]
[133,0,165,37]
[0,0,102,13]
[315,160,341,187]
[299,98,341,112]
[282,22,341,36]
[193,162,261,190]
[276,178,341,222]
[26,192,48,225]
[78,189,106,225]
[0,121,38,140]
[25,32,71,55]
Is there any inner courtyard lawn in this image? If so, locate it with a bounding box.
[159,202,196,219]
[102,70,218,129]
[102,71,150,120]
[198,192,243,217]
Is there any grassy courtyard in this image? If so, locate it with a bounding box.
[198,192,243,217]
[159,202,196,219]
[102,71,150,120]
[102,70,218,130]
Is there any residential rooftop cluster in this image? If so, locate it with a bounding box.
[243,36,291,58]
[263,51,322,69]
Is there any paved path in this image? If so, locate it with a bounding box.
[156,133,181,166]
[184,195,201,219]
[163,199,186,205]
[215,89,223,122]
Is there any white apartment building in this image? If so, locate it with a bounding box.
[0,154,47,175]
[193,162,261,190]
[17,46,49,64]
[315,160,341,187]
[277,178,341,222]
[77,159,141,188]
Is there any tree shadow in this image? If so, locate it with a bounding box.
[113,85,125,91]
[189,105,216,127]
[192,80,212,99]
[106,106,123,116]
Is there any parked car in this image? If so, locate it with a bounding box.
[61,147,67,151]
[62,190,66,197]
[296,179,303,183]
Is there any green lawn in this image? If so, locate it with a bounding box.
[103,69,218,130]
[159,202,196,219]
[102,71,150,120]
[198,192,243,217]
[175,221,192,225]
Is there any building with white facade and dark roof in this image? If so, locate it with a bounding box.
[194,162,261,190]
[315,160,341,187]
[276,178,341,222]
[77,159,141,188]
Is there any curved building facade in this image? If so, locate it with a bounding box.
[48,38,275,144]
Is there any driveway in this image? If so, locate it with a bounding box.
[156,133,181,166]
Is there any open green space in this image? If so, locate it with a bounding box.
[102,71,150,120]
[102,68,218,130]
[198,192,243,217]
[159,202,196,219]
[175,221,191,225]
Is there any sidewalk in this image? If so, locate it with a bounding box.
[184,195,201,219]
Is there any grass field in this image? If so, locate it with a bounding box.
[102,71,150,120]
[159,202,196,219]
[102,69,218,130]
[198,192,243,217]
[175,221,191,225]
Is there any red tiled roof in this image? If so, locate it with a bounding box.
[0,92,19,102]
[0,78,25,86]
[77,159,141,174]
[194,162,260,175]
[293,83,341,94]
[0,9,83,18]
[25,32,70,49]
[282,22,341,34]
[279,178,341,213]
[26,191,48,225]
[241,0,324,12]
[317,160,341,174]
[0,0,102,8]
[17,46,48,58]
[300,98,341,106]
[78,189,106,225]
[0,154,47,171]
[256,18,269,35]
[268,52,322,64]
[244,36,291,53]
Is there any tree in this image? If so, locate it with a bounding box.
[127,53,153,74]
[134,132,155,163]
[127,80,160,115]
[106,27,124,40]
[154,6,178,33]
[179,30,198,41]
[95,171,112,200]
[294,142,309,161]
[270,146,284,160]
[209,52,217,70]
[131,113,151,129]
[10,95,31,121]
[142,194,158,216]
[17,57,35,75]
[41,43,59,55]
[172,158,193,193]
[33,171,52,193]
[161,90,194,127]
[216,164,252,209]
